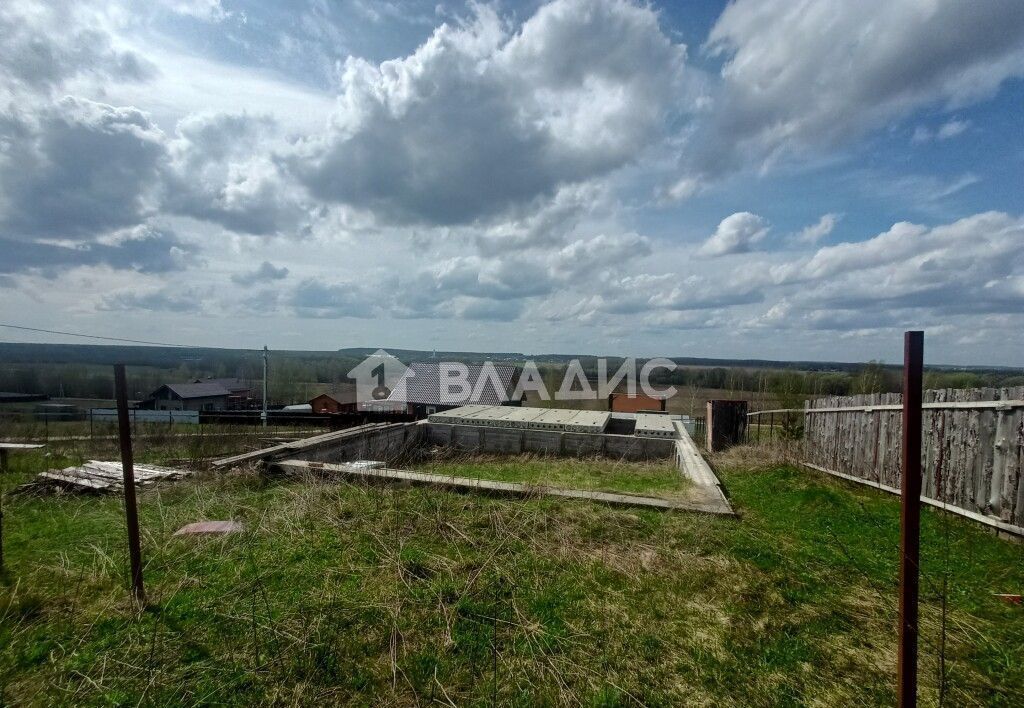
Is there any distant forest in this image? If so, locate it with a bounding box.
[0,342,1021,405]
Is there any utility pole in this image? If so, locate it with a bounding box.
[898,331,924,708]
[262,345,268,428]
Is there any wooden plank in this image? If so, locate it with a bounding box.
[802,387,1024,535]
[19,460,191,494]
[174,520,243,536]
[36,471,114,490]
[756,400,1024,415]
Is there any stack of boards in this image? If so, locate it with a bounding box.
[16,460,191,494]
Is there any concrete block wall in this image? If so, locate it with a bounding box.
[285,422,678,466]
[562,433,604,457]
[292,423,424,464]
[424,423,675,461]
[522,430,562,455]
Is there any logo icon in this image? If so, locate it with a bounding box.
[348,350,410,403]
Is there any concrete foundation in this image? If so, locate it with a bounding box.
[234,410,733,516]
[424,422,676,461]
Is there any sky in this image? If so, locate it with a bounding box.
[1,0,1023,366]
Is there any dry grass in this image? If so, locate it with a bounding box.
[710,439,807,471]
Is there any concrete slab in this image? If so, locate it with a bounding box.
[636,413,676,438]
[564,410,611,433]
[527,408,578,431]
[469,406,518,427]
[673,422,733,515]
[428,405,490,425]
[499,406,549,428]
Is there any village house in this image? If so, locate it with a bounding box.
[141,378,254,411]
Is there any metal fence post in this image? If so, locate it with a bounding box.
[898,331,924,708]
[114,365,145,606]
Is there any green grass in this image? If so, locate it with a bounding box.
[0,443,1022,705]
[412,453,690,498]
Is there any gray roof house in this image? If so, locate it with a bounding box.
[387,362,522,414]
[144,382,234,411]
[191,378,252,395]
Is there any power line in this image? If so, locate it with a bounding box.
[0,323,197,348]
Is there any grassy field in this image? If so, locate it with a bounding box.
[1,441,1022,705]
[412,453,690,499]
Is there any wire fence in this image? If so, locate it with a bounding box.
[744,409,805,446]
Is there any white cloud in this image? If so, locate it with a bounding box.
[0,97,166,241]
[689,0,1024,176]
[550,232,651,279]
[769,212,1024,318]
[0,0,155,98]
[231,261,290,287]
[699,212,769,256]
[937,119,971,140]
[289,279,377,319]
[866,171,981,208]
[164,112,311,235]
[793,213,841,245]
[100,285,204,313]
[290,0,688,226]
[0,224,195,276]
[96,39,334,132]
[454,297,524,322]
[161,0,230,23]
[660,176,701,203]
[472,183,603,256]
[912,118,971,143]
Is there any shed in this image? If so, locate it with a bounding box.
[608,393,667,413]
[309,387,358,415]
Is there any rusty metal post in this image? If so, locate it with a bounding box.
[114,364,145,605]
[706,400,749,451]
[898,331,924,708]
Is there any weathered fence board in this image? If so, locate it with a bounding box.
[804,387,1024,536]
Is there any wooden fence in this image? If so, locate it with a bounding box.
[803,387,1024,537]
